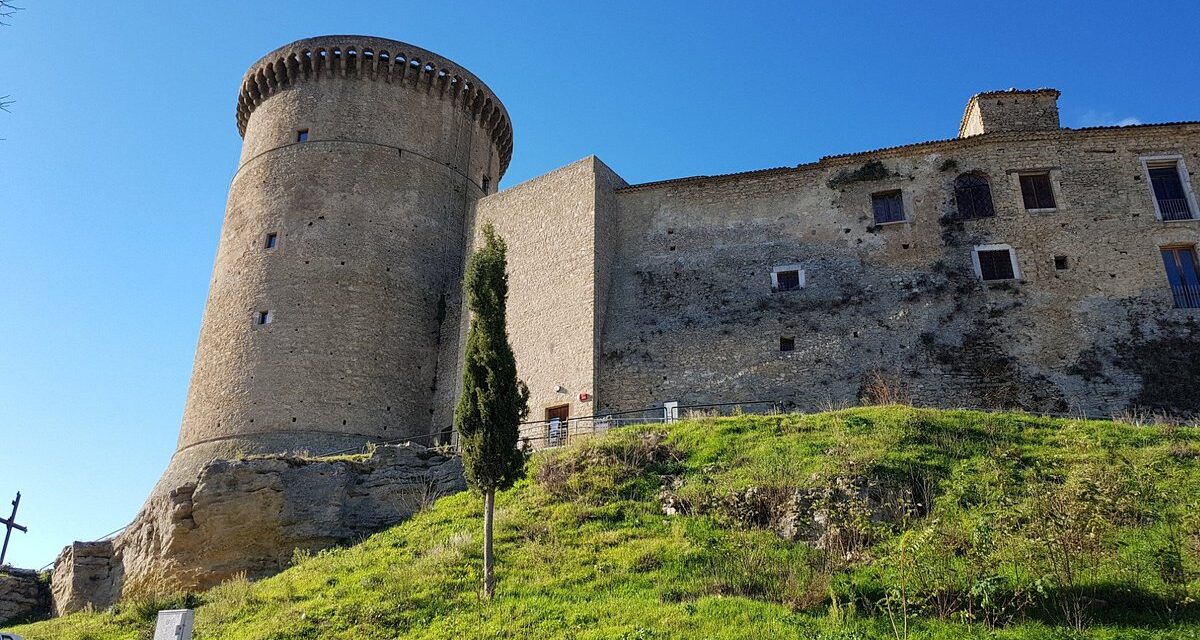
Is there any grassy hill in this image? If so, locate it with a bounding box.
[8,406,1200,639]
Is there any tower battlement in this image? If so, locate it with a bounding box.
[237,35,513,176]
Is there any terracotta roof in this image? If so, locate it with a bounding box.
[970,88,1061,99]
[616,165,797,191]
[616,121,1200,193]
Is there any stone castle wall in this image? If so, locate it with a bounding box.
[959,89,1060,137]
[476,115,1200,422]
[0,568,51,625]
[467,157,627,435]
[48,34,1200,618]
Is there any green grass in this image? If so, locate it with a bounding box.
[8,406,1200,639]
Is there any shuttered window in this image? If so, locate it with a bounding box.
[872,190,905,224]
[1019,173,1056,210]
[978,249,1016,281]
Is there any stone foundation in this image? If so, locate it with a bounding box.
[52,443,464,614]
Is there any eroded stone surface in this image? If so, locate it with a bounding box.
[53,444,463,614]
[0,568,51,625]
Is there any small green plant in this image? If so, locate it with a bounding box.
[827,160,892,189]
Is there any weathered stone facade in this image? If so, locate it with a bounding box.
[469,157,627,438]
[50,34,1200,617]
[487,90,1200,421]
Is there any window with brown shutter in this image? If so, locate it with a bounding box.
[1019,173,1056,210]
[871,190,905,224]
[978,249,1016,281]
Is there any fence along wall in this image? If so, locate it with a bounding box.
[596,123,1200,417]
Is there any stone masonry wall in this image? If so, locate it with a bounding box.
[51,541,119,616]
[468,157,626,440]
[596,124,1200,417]
[960,90,1060,137]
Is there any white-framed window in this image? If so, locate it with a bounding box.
[770,264,805,292]
[972,244,1020,282]
[1140,155,1199,221]
[1161,244,1200,308]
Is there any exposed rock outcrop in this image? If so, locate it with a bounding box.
[0,567,52,625]
[51,541,120,616]
[662,472,919,559]
[53,444,464,614]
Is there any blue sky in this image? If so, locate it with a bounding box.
[2,1,1198,570]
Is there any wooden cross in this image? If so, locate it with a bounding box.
[0,492,27,566]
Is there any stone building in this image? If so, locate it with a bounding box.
[49,35,1200,612]
[494,88,1200,429]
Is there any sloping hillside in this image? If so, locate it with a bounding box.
[8,407,1200,639]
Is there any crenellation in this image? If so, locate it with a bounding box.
[236,36,513,176]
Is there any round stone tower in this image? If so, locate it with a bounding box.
[154,35,512,492]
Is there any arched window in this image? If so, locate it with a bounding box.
[954,173,995,219]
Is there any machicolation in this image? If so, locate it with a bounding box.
[237,36,513,173]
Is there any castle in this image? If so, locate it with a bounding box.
[51,35,1200,612]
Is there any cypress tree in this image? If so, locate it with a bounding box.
[455,223,529,599]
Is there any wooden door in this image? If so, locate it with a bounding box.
[546,405,570,447]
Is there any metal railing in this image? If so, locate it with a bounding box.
[1159,198,1195,221]
[39,400,780,569]
[517,400,782,450]
[1171,284,1200,309]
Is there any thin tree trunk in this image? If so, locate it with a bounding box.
[483,488,495,599]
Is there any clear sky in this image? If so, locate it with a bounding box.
[2,1,1198,570]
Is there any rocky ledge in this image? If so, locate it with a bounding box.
[0,567,51,626]
[52,443,464,615]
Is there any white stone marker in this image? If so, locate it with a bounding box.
[153,609,195,640]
